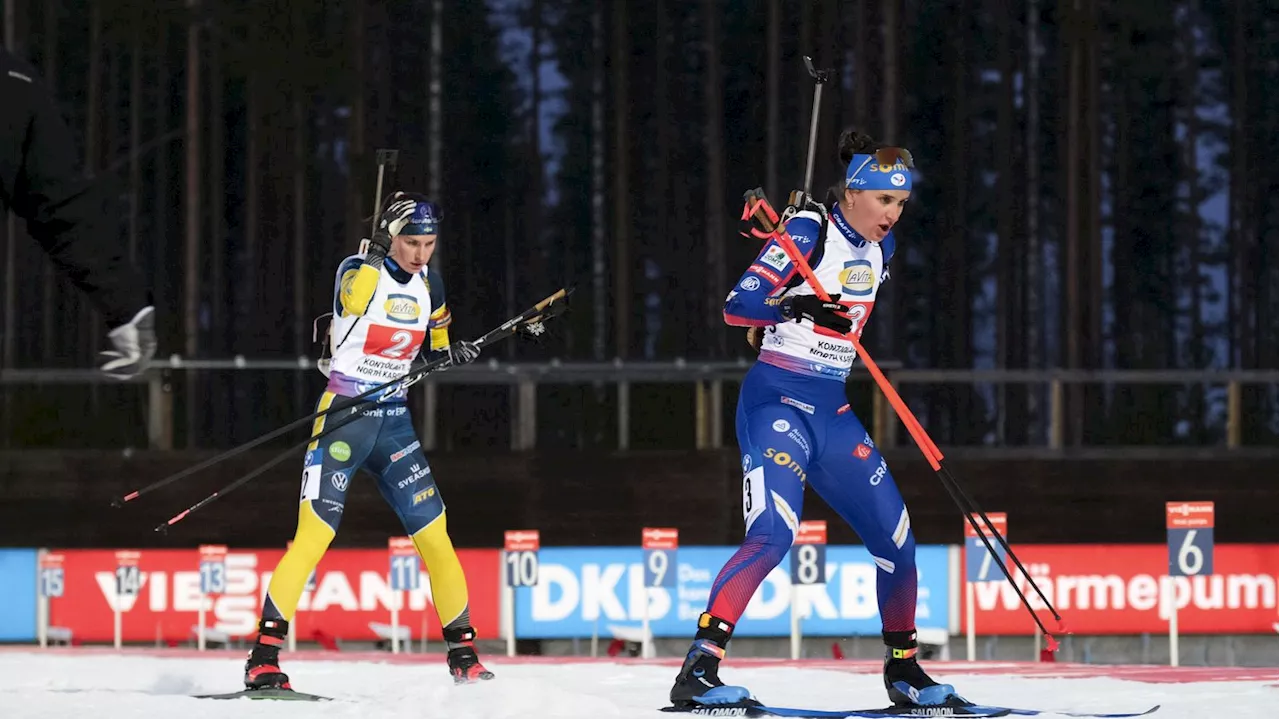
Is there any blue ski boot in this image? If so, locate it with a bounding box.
[883,630,962,706]
[669,613,752,708]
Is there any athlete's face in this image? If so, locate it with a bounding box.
[843,189,910,242]
[391,233,437,273]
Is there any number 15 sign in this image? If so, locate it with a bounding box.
[1167,501,1214,576]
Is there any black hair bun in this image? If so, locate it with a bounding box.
[837,128,881,166]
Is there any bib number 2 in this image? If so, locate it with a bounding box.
[363,325,425,359]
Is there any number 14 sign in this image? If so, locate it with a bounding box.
[1167,501,1214,576]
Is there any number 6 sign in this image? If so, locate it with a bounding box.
[1164,501,1214,667]
[1166,501,1214,576]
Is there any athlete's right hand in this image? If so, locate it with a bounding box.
[780,294,852,335]
[368,197,418,257]
[379,198,419,237]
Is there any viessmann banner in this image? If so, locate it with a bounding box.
[44,548,502,643]
[512,545,952,638]
[962,544,1279,634]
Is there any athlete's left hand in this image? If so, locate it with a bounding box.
[786,190,826,216]
[447,340,481,366]
[99,306,157,379]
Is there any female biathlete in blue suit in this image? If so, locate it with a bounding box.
[669,130,961,710]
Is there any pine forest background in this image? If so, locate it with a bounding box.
[0,0,1276,451]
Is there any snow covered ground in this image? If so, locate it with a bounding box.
[1,648,1275,719]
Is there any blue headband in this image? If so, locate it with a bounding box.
[845,151,914,191]
[400,200,441,235]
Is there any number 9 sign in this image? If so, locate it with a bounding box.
[642,528,679,588]
[1166,501,1214,577]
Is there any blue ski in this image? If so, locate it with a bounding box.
[1006,707,1159,718]
[661,702,1159,718]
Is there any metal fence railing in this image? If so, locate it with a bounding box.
[1,360,1276,454]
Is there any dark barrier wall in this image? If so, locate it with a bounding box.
[1,450,1276,548]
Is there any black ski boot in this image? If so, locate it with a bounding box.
[445,627,495,684]
[669,613,744,708]
[882,630,960,706]
[243,618,291,691]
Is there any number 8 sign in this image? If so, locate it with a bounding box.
[790,521,827,585]
[1166,501,1214,576]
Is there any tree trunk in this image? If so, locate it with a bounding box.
[292,1,307,362]
[704,0,726,357]
[1228,0,1246,367]
[1083,0,1102,439]
[428,0,442,226]
[1024,0,1041,436]
[528,0,544,303]
[1112,6,1132,368]
[347,0,366,245]
[39,0,59,362]
[996,2,1017,443]
[945,0,970,436]
[852,1,869,130]
[766,0,779,201]
[1181,0,1205,435]
[612,0,629,358]
[1062,0,1082,445]
[83,0,102,362]
[129,21,142,269]
[208,17,223,357]
[153,18,170,361]
[242,15,259,375]
[184,0,201,446]
[1,0,15,375]
[653,0,671,358]
[591,3,606,361]
[292,88,306,390]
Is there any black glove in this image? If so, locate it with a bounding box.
[447,340,481,366]
[779,294,852,335]
[367,197,417,260]
[99,306,157,379]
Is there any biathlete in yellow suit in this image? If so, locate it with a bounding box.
[242,192,494,689]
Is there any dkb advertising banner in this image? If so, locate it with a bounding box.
[513,545,952,638]
[0,549,37,641]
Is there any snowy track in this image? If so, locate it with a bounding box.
[1,649,1275,718]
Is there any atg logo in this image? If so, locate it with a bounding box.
[840,260,875,296]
